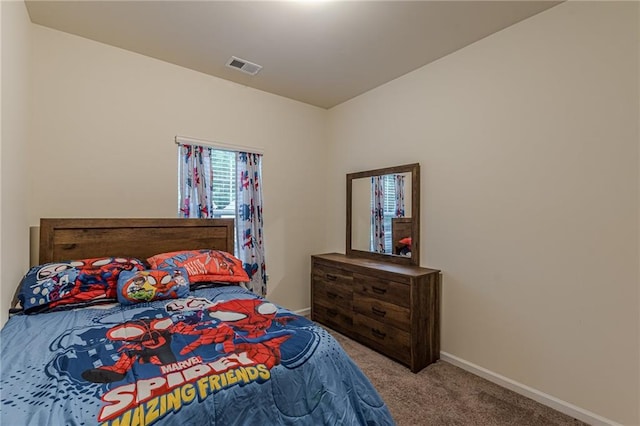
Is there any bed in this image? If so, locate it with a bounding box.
[0,218,394,425]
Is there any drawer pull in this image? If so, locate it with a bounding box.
[327,308,338,317]
[372,286,387,295]
[371,307,387,317]
[371,328,386,339]
[326,274,338,281]
[327,291,338,299]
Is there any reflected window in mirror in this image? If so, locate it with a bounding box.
[351,173,412,255]
[347,163,420,266]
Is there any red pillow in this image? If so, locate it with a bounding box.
[147,250,249,283]
[398,237,412,247]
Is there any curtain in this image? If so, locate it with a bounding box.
[236,152,267,296]
[371,176,385,253]
[394,174,405,217]
[178,144,214,218]
[178,144,267,296]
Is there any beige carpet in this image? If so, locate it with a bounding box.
[328,329,588,426]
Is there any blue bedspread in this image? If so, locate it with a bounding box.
[0,285,394,425]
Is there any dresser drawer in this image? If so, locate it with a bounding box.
[313,263,354,287]
[352,313,410,365]
[354,273,410,308]
[313,304,353,333]
[313,277,352,312]
[353,296,410,330]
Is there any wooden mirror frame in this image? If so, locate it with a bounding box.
[346,163,420,266]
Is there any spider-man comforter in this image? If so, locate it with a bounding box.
[0,285,394,425]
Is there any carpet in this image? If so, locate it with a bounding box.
[329,329,588,426]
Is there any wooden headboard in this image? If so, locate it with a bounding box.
[39,218,235,263]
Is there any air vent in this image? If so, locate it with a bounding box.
[225,56,262,76]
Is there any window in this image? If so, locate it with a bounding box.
[210,149,236,218]
[381,176,397,253]
[177,141,267,296]
[178,147,237,220]
[371,175,398,253]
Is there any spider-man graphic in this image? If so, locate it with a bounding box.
[82,317,177,383]
[76,258,144,299]
[187,299,295,368]
[30,258,143,310]
[81,299,295,384]
[158,250,240,277]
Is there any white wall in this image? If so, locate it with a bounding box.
[0,0,31,327]
[327,2,639,425]
[28,24,328,314]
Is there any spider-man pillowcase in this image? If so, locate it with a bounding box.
[147,249,250,285]
[116,268,190,305]
[18,257,146,314]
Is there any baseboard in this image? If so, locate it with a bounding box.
[294,307,311,317]
[298,309,621,425]
[440,352,621,426]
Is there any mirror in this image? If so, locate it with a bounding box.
[346,163,420,266]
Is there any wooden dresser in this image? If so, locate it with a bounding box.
[311,253,441,373]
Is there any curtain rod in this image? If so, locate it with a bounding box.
[175,135,264,155]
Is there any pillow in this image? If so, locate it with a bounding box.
[18,257,146,314]
[147,249,249,284]
[117,268,190,305]
[398,237,412,247]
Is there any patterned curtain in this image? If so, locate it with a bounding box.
[178,144,214,218]
[394,174,405,217]
[236,152,267,296]
[371,176,385,253]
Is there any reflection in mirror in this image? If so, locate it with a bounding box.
[347,163,420,266]
[351,173,412,255]
[351,178,372,252]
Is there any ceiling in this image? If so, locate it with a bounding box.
[25,1,561,109]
